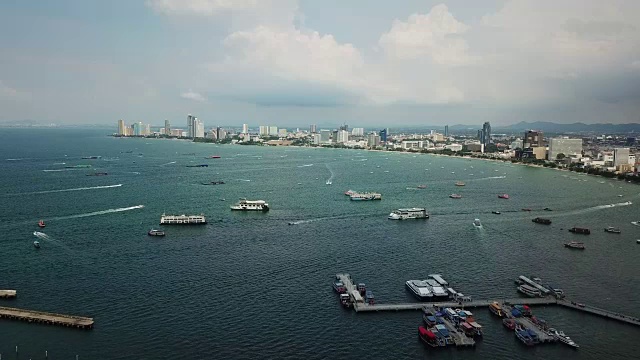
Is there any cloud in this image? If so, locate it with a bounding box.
[0,80,18,97]
[180,90,206,102]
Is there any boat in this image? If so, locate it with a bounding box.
[65,164,92,168]
[365,290,375,305]
[502,318,516,330]
[388,208,429,220]
[513,304,532,317]
[473,219,482,228]
[357,283,366,296]
[148,229,165,236]
[230,199,269,212]
[344,190,355,196]
[186,164,208,167]
[517,284,542,297]
[81,156,101,159]
[492,211,501,215]
[632,221,640,226]
[515,326,535,346]
[543,207,553,211]
[206,155,221,159]
[449,194,462,199]
[405,280,434,301]
[549,328,579,349]
[527,328,540,344]
[428,274,448,286]
[532,217,551,225]
[468,321,483,337]
[460,322,475,337]
[422,312,437,327]
[418,326,440,348]
[38,220,45,228]
[159,214,207,225]
[339,293,351,308]
[434,324,453,345]
[33,241,40,249]
[604,226,621,234]
[350,192,382,201]
[417,185,427,189]
[333,280,346,293]
[637,239,640,244]
[498,194,509,199]
[564,241,585,250]
[201,181,225,185]
[326,180,332,185]
[568,227,590,235]
[86,172,108,176]
[455,181,465,186]
[522,208,532,211]
[489,302,504,317]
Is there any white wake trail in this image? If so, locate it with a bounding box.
[50,205,144,220]
[9,184,123,196]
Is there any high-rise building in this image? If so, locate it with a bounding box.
[320,130,331,143]
[259,126,269,136]
[242,124,249,134]
[144,124,151,136]
[164,120,171,136]
[269,126,278,136]
[312,133,321,145]
[444,125,449,137]
[351,128,364,136]
[613,148,631,166]
[133,122,142,136]
[336,130,349,143]
[367,132,381,147]
[117,119,126,136]
[195,120,205,138]
[481,122,491,146]
[524,130,543,148]
[187,114,194,138]
[216,127,226,140]
[310,124,317,133]
[379,128,388,143]
[477,130,483,141]
[548,138,582,160]
[339,124,349,132]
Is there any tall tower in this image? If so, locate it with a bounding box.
[164,120,171,136]
[482,122,491,146]
[242,124,249,134]
[444,125,449,137]
[187,114,193,138]
[310,124,317,133]
[117,119,125,136]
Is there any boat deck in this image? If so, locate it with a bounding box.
[0,290,16,298]
[440,316,476,347]
[0,306,93,329]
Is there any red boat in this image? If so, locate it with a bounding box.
[498,194,510,199]
[418,326,440,347]
[503,318,516,330]
[38,220,45,228]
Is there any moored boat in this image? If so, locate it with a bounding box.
[344,190,355,196]
[418,326,440,347]
[38,220,46,228]
[503,318,516,330]
[569,227,590,235]
[517,284,542,297]
[231,199,269,211]
[357,283,366,296]
[515,326,534,346]
[604,226,621,234]
[564,241,585,250]
[549,328,579,348]
[339,293,351,308]
[449,194,462,199]
[405,280,433,301]
[333,280,346,293]
[365,290,375,305]
[148,229,165,236]
[489,302,504,317]
[532,217,551,225]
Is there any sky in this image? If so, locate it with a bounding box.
[1,0,639,127]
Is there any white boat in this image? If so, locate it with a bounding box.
[326,180,332,185]
[350,192,382,201]
[473,219,482,228]
[549,328,579,348]
[632,221,640,226]
[160,214,206,225]
[33,241,40,249]
[517,284,542,297]
[230,199,269,212]
[388,208,429,220]
[405,280,433,300]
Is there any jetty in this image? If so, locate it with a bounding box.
[0,306,94,329]
[440,316,476,347]
[0,290,16,298]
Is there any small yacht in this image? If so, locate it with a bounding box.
[492,211,501,215]
[449,194,462,199]
[33,240,40,249]
[549,328,579,348]
[564,241,585,250]
[455,181,465,186]
[604,226,621,234]
[517,284,542,297]
[38,220,46,228]
[148,229,166,236]
[231,199,269,212]
[417,185,427,189]
[473,219,482,228]
[498,194,509,199]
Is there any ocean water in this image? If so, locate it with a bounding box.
[0,128,639,359]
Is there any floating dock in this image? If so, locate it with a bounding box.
[0,306,94,329]
[440,316,475,347]
[518,276,551,296]
[0,290,16,298]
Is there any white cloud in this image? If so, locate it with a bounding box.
[181,90,206,102]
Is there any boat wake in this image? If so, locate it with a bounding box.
[554,201,633,217]
[43,168,83,172]
[326,164,335,185]
[49,205,144,221]
[8,184,123,196]
[289,213,374,225]
[161,161,177,166]
[237,179,251,182]
[474,176,507,181]
[6,158,24,161]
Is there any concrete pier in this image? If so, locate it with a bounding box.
[558,300,640,326]
[0,306,93,329]
[353,297,558,312]
[0,290,16,298]
[440,317,476,347]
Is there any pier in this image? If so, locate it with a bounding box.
[0,306,94,329]
[558,300,640,326]
[0,290,16,298]
[440,317,476,347]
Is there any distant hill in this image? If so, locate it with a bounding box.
[495,121,640,134]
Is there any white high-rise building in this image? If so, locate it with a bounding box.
[320,130,331,143]
[336,130,349,143]
[310,124,317,133]
[269,126,278,136]
[195,120,205,138]
[259,126,269,136]
[143,124,151,136]
[613,148,631,166]
[351,128,364,136]
[242,124,249,134]
[164,120,171,136]
[312,133,321,145]
[548,138,582,160]
[117,119,126,136]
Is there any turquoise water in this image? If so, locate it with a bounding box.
[0,128,639,359]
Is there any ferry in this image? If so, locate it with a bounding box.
[549,328,579,348]
[517,284,542,297]
[473,219,482,228]
[532,217,552,225]
[515,325,535,346]
[33,240,40,249]
[604,226,621,234]
[350,192,382,201]
[498,194,509,199]
[418,326,441,348]
[564,241,585,250]
[388,208,429,220]
[489,302,504,317]
[449,194,462,199]
[568,227,590,235]
[455,181,465,186]
[148,229,165,236]
[333,280,346,293]
[230,199,269,212]
[503,318,516,330]
[38,220,45,228]
[405,280,434,301]
[159,214,207,225]
[344,190,355,196]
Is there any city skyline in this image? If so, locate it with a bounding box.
[1,1,639,126]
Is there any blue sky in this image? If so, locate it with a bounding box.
[1,0,639,127]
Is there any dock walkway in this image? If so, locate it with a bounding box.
[353,297,558,312]
[0,306,93,329]
[0,290,16,298]
[558,300,640,326]
[441,318,475,347]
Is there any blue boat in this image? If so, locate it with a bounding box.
[527,329,540,344]
[365,290,375,305]
[435,324,453,345]
[515,326,534,346]
[511,308,522,317]
[422,314,437,327]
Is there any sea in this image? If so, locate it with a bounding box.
[0,128,639,359]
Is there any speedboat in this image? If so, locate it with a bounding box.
[543,207,553,211]
[148,229,166,236]
[38,220,45,228]
[33,241,40,249]
[326,180,332,185]
[417,185,427,189]
[344,190,355,196]
[455,181,465,186]
[473,219,482,228]
[633,221,640,226]
[549,328,579,348]
[449,194,462,199]
[604,226,621,234]
[498,194,509,199]
[492,211,501,215]
[564,241,585,249]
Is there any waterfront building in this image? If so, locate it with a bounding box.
[195,120,205,138]
[242,124,249,134]
[164,120,171,136]
[379,128,388,143]
[170,129,182,137]
[310,124,317,133]
[351,127,364,136]
[133,122,142,136]
[278,128,288,137]
[207,130,217,140]
[269,126,278,136]
[216,127,227,140]
[117,119,126,136]
[367,132,381,147]
[613,148,631,166]
[481,122,491,146]
[548,138,582,160]
[524,130,543,148]
[336,130,349,144]
[259,126,269,137]
[320,130,331,143]
[445,143,462,152]
[401,140,425,150]
[312,133,321,145]
[444,125,449,137]
[187,114,195,138]
[144,124,151,136]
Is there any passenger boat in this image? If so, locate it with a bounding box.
[527,328,540,344]
[365,290,375,305]
[186,164,209,167]
[160,214,207,225]
[33,241,40,249]
[473,219,482,228]
[148,229,165,236]
[468,321,483,337]
[455,181,465,186]
[460,322,475,337]
[532,217,552,225]
[564,241,585,250]
[513,304,531,317]
[425,280,449,299]
[339,293,351,308]
[418,326,441,348]
[604,226,621,234]
[489,302,504,317]
[231,199,269,211]
[38,220,46,228]
[350,192,382,201]
[449,194,462,199]
[423,312,437,327]
[357,283,366,296]
[388,208,429,220]
[515,326,535,346]
[549,328,579,348]
[417,185,427,189]
[492,211,501,214]
[405,280,434,300]
[498,194,509,199]
[333,280,346,293]
[344,190,355,196]
[569,227,590,235]
[517,284,542,297]
[502,318,516,330]
[434,324,454,345]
